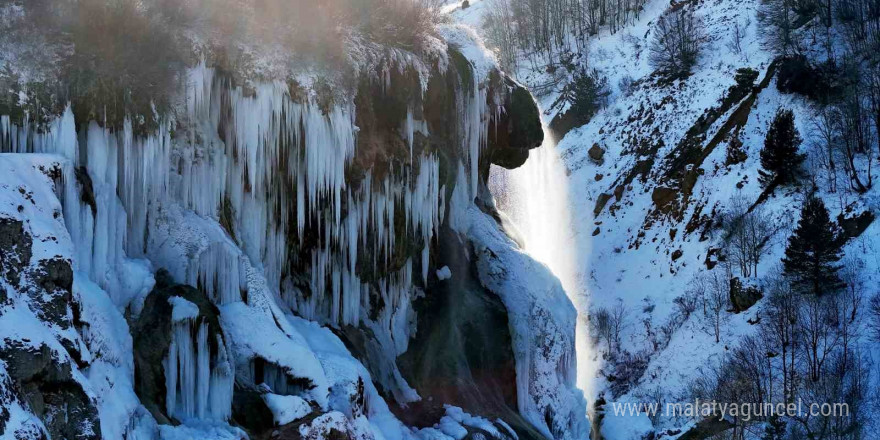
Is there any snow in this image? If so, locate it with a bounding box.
[437,24,498,84]
[456,204,589,440]
[220,302,330,407]
[443,405,502,438]
[76,275,161,439]
[168,296,200,322]
[287,315,417,440]
[158,421,246,440]
[0,153,160,438]
[263,394,312,425]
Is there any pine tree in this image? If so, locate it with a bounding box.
[760,108,804,185]
[565,67,609,127]
[782,196,844,295]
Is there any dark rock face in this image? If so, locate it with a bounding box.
[397,226,544,440]
[0,343,100,440]
[232,385,277,432]
[838,210,874,242]
[488,78,544,170]
[0,216,98,439]
[594,193,613,217]
[651,186,678,212]
[548,107,583,140]
[32,257,74,330]
[0,217,32,292]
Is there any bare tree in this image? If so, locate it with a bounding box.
[609,298,630,354]
[809,104,839,193]
[483,0,519,73]
[649,7,704,77]
[591,307,613,354]
[800,294,840,382]
[868,294,880,342]
[836,64,874,193]
[834,258,864,371]
[727,17,751,56]
[692,271,729,343]
[758,0,799,55]
[721,194,774,278]
[591,298,630,357]
[762,274,801,402]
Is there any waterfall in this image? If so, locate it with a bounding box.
[489,125,596,402]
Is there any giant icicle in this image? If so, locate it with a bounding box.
[164,298,233,422]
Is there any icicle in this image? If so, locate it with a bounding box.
[188,243,246,305]
[1,53,496,357]
[164,315,232,422]
[209,335,234,421]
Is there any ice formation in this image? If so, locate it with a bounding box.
[164,316,234,422]
[0,22,586,440]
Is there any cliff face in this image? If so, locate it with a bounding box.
[0,22,587,440]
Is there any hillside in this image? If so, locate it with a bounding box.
[450,0,880,438]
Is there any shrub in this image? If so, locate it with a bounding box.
[618,74,636,97]
[776,55,838,102]
[2,0,442,129]
[649,7,704,77]
[734,67,759,89]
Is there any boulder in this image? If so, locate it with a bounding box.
[729,278,762,313]
[588,143,605,163]
[232,386,277,433]
[838,210,874,242]
[651,186,678,211]
[594,193,613,217]
[131,269,226,424]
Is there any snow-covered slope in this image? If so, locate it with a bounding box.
[452,0,880,437]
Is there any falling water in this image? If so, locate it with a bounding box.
[489,125,595,401]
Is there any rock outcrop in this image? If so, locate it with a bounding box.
[0,18,584,440]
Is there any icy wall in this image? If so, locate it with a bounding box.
[0,25,586,440]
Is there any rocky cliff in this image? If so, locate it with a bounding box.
[0,15,588,440]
